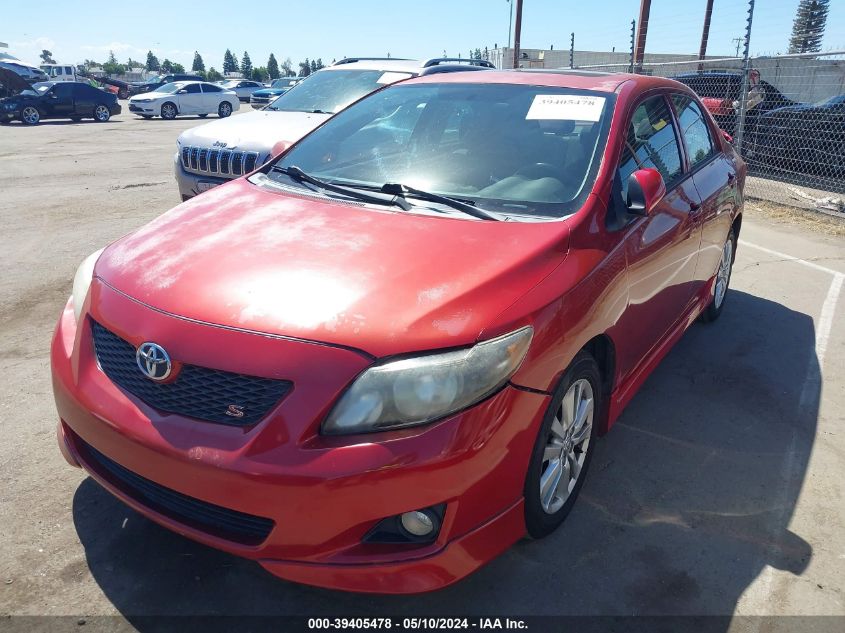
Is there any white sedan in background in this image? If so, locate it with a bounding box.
[219,79,264,102]
[128,81,240,120]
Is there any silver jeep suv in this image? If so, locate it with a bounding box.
[173,57,493,200]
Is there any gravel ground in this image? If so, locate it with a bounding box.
[1,109,844,628]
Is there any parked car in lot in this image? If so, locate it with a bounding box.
[0,81,120,125]
[675,70,795,136]
[128,73,204,96]
[0,59,49,83]
[249,77,301,109]
[219,79,264,102]
[128,81,239,120]
[174,57,494,199]
[53,69,744,593]
[751,94,845,175]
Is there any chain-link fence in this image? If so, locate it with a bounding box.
[575,52,845,210]
[486,1,844,213]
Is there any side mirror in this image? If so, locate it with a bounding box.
[270,139,292,159]
[626,168,666,216]
[177,89,187,94]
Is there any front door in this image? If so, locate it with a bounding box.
[614,93,703,382]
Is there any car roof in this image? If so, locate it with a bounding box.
[404,68,647,93]
[324,57,495,75]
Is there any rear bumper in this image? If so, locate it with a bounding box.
[52,291,548,593]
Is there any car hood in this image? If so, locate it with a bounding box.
[95,178,569,357]
[177,109,331,155]
[130,90,171,100]
[0,67,32,95]
[253,88,285,97]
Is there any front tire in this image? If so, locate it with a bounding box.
[218,101,232,118]
[21,106,40,125]
[93,104,111,122]
[700,227,736,323]
[160,102,177,120]
[524,351,600,538]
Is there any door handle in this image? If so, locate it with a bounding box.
[727,173,736,183]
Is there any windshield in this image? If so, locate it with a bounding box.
[267,69,413,113]
[153,82,184,94]
[271,78,294,89]
[143,75,163,85]
[221,80,240,88]
[268,83,613,218]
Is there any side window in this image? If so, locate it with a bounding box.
[202,84,222,93]
[65,66,73,75]
[184,83,202,94]
[54,83,74,99]
[672,95,715,168]
[618,95,683,198]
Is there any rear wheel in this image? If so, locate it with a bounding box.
[118,88,128,100]
[524,351,600,538]
[160,102,177,120]
[700,227,736,323]
[93,104,111,122]
[218,101,232,118]
[21,106,40,125]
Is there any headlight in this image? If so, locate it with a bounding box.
[133,98,152,103]
[322,327,533,435]
[71,248,104,322]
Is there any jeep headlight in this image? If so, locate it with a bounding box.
[71,248,104,322]
[322,327,533,435]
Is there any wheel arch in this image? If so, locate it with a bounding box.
[581,333,616,435]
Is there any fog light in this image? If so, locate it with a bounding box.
[400,510,435,537]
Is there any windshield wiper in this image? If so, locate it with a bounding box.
[380,183,499,221]
[271,166,411,211]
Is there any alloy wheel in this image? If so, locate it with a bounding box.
[94,105,110,122]
[219,102,232,117]
[539,378,594,514]
[714,237,733,309]
[22,107,39,125]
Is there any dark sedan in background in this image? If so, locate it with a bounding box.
[752,94,845,177]
[0,81,121,125]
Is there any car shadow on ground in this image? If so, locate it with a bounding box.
[72,290,817,622]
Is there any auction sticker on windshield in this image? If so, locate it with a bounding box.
[525,94,606,122]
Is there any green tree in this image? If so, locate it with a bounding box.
[223,49,238,74]
[171,62,185,73]
[299,58,311,77]
[103,50,126,76]
[267,53,280,79]
[207,67,223,82]
[789,0,830,53]
[281,57,294,76]
[252,67,267,82]
[161,58,174,73]
[192,51,205,72]
[315,58,324,70]
[125,57,141,69]
[310,59,317,74]
[240,51,253,77]
[40,49,56,64]
[145,51,160,72]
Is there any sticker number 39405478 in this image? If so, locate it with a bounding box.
[525,95,606,122]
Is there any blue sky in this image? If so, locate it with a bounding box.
[4,0,844,70]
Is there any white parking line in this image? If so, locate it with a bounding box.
[740,240,843,367]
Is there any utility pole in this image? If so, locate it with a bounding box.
[633,0,652,71]
[735,0,756,153]
[732,37,743,57]
[507,0,514,49]
[512,0,524,69]
[698,0,715,69]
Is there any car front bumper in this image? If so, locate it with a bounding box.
[129,102,156,114]
[173,151,234,200]
[51,287,548,593]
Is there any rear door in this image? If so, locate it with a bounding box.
[73,84,99,116]
[671,94,737,288]
[614,93,703,380]
[200,83,223,111]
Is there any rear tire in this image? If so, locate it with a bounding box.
[524,351,601,538]
[218,101,232,118]
[160,102,177,120]
[118,88,128,100]
[93,104,111,122]
[21,106,40,125]
[700,227,736,323]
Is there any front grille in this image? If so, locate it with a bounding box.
[80,438,274,545]
[91,321,292,426]
[180,144,260,177]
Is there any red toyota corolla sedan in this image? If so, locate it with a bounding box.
[52,70,744,594]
